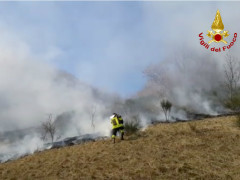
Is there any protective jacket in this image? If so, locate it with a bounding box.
[111,116,124,129]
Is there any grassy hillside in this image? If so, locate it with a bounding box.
[1,116,240,180]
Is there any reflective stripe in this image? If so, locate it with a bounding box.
[112,124,123,129]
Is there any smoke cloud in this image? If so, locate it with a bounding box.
[1,1,240,162]
[136,2,240,118]
[0,26,114,162]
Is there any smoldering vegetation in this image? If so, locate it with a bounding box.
[1,49,240,163]
[0,49,117,162]
[112,52,240,127]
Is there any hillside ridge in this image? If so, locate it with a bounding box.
[0,116,240,180]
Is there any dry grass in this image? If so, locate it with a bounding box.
[1,116,240,180]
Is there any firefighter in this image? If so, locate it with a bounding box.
[110,113,124,143]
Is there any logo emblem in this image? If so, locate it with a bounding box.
[206,10,229,44]
[198,9,237,52]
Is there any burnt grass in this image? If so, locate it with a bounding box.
[0,116,240,179]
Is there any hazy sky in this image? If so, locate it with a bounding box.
[1,1,240,161]
[0,1,240,96]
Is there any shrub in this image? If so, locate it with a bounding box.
[124,115,141,135]
[224,94,240,110]
[161,100,172,121]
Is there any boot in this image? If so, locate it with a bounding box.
[121,133,124,140]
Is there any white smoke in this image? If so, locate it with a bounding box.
[2,1,240,163]
[0,25,114,162]
[0,28,112,133]
[0,135,44,163]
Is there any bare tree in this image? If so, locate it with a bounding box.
[143,64,172,109]
[161,99,172,122]
[144,65,169,97]
[41,114,56,143]
[88,105,96,131]
[224,54,240,102]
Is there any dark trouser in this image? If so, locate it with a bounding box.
[112,126,124,142]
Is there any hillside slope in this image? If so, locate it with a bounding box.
[1,116,240,180]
